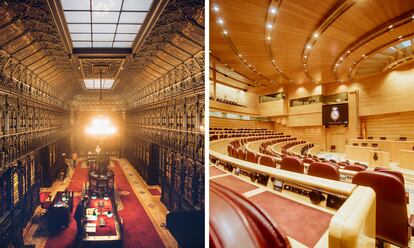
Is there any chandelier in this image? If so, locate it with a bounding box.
[85,116,117,136]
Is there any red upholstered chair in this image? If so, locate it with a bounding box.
[236,148,246,161]
[352,171,414,247]
[303,158,314,164]
[280,156,304,174]
[258,155,277,168]
[376,169,409,204]
[210,182,291,248]
[245,150,258,163]
[344,164,366,172]
[227,145,234,156]
[308,162,340,181]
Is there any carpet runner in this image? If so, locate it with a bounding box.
[44,159,165,248]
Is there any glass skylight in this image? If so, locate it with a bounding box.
[84,78,115,89]
[61,0,154,48]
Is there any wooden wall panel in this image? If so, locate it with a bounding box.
[361,111,414,140]
[210,116,274,129]
[210,101,258,115]
[273,123,326,148]
[258,100,285,117]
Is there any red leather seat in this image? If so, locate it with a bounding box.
[210,182,290,248]
[376,169,409,204]
[258,155,276,168]
[245,150,258,163]
[308,162,340,181]
[352,171,412,247]
[344,164,365,172]
[227,145,234,156]
[280,156,304,174]
[303,158,314,164]
[236,148,246,160]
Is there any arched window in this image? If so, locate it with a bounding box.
[13,170,19,206]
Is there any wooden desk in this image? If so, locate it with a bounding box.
[349,139,414,162]
[368,150,390,168]
[82,197,123,248]
[399,149,414,170]
[49,191,73,228]
[345,145,379,162]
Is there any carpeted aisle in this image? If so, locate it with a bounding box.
[44,159,165,248]
[111,160,165,248]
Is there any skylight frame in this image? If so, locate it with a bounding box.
[83,78,115,90]
[61,0,153,48]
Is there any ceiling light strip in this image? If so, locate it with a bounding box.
[348,33,414,80]
[264,0,292,84]
[332,11,414,81]
[301,0,356,84]
[211,1,271,86]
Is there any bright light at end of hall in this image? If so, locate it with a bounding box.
[85,116,117,136]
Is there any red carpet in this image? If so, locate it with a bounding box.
[40,191,51,202]
[209,166,226,177]
[45,159,165,248]
[210,175,258,195]
[148,188,161,196]
[249,191,332,247]
[111,160,165,248]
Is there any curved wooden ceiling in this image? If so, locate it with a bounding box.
[0,0,204,104]
[210,0,414,87]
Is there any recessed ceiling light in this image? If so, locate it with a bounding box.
[272,59,275,63]
[248,64,251,67]
[340,57,343,60]
[270,7,277,14]
[398,35,403,39]
[218,18,224,25]
[313,32,319,38]
[347,50,351,54]
[267,23,272,29]
[267,36,271,40]
[243,59,247,62]
[362,54,366,57]
[213,5,219,12]
[223,30,228,35]
[412,14,414,19]
[304,55,307,59]
[238,54,242,57]
[388,25,393,29]
[335,63,339,66]
[225,63,228,66]
[306,44,312,49]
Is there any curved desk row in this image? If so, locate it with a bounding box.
[209,151,375,247]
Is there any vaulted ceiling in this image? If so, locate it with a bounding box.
[0,0,204,104]
[210,0,414,88]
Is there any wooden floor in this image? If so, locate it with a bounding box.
[23,158,178,248]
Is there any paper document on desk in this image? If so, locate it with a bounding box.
[86,222,96,233]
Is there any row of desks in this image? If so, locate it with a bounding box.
[348,139,414,162]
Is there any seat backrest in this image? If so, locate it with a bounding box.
[245,150,258,163]
[344,164,365,172]
[376,169,405,185]
[210,182,290,248]
[227,144,234,156]
[258,155,276,168]
[308,162,340,181]
[303,158,314,164]
[236,148,246,160]
[280,156,304,174]
[352,171,408,247]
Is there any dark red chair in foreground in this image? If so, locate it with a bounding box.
[376,169,409,204]
[258,155,277,168]
[308,162,340,181]
[245,150,258,163]
[210,182,290,248]
[280,156,304,174]
[352,171,414,247]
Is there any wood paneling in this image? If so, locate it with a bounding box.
[210,116,274,129]
[273,122,326,149]
[258,100,285,117]
[360,111,414,140]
